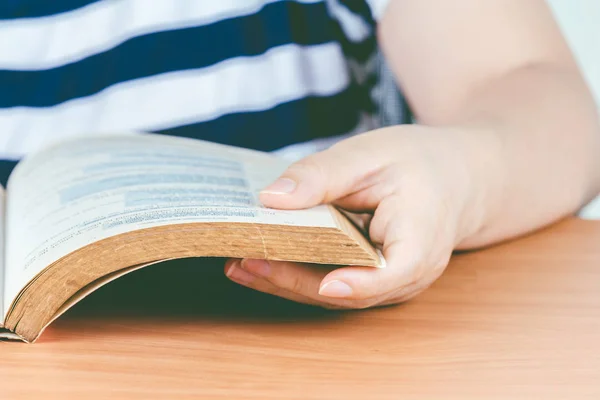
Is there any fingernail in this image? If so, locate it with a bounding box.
[241,259,271,278]
[226,262,256,285]
[260,178,297,195]
[319,280,354,298]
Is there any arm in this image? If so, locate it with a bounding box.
[223,0,600,308]
[378,0,600,248]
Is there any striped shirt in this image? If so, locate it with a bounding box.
[0,0,401,185]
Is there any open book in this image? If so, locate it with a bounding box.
[0,133,382,343]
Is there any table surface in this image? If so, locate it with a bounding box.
[2,218,600,399]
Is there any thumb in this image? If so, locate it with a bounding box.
[260,144,374,210]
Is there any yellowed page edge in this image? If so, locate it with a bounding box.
[31,259,172,342]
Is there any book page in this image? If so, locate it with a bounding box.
[3,134,336,309]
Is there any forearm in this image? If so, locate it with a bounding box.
[448,64,600,249]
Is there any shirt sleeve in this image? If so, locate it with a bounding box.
[365,0,391,21]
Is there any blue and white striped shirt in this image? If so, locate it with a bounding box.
[0,0,397,184]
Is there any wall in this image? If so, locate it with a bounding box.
[547,0,600,218]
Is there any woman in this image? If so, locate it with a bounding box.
[1,0,599,308]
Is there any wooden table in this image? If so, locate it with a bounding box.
[2,218,599,399]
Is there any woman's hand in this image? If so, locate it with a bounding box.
[226,0,600,310]
[224,125,494,309]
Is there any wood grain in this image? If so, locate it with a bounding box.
[2,218,600,399]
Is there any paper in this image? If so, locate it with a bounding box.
[3,134,337,310]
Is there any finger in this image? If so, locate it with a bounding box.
[332,164,399,212]
[259,136,389,210]
[318,194,440,300]
[318,238,423,300]
[236,195,433,303]
[224,260,327,308]
[236,258,389,308]
[239,258,329,298]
